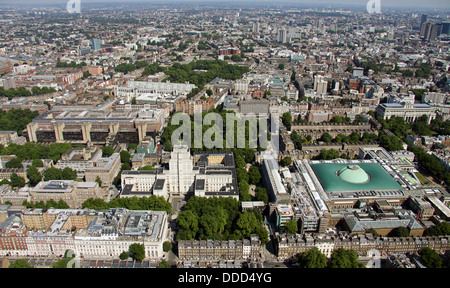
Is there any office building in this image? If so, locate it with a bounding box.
[277,27,287,43]
[1,208,168,259]
[30,180,102,209]
[26,109,165,144]
[91,39,101,50]
[376,103,436,124]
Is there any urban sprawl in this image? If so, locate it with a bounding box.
[0,2,449,269]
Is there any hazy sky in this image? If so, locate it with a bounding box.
[1,0,449,9]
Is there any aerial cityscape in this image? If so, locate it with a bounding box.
[0,0,449,274]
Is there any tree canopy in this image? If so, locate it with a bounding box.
[82,196,172,213]
[296,247,328,268]
[176,196,267,244]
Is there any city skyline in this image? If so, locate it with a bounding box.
[2,0,450,10]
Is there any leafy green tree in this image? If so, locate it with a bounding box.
[388,227,410,237]
[379,134,403,151]
[52,250,76,268]
[0,109,39,135]
[239,181,251,201]
[282,219,298,234]
[129,243,145,261]
[329,248,364,268]
[320,133,333,143]
[10,173,25,188]
[282,112,293,130]
[119,251,129,260]
[5,157,23,169]
[102,146,115,158]
[280,157,292,167]
[236,211,260,238]
[296,247,327,268]
[314,149,340,160]
[248,166,261,185]
[176,210,199,240]
[81,198,109,210]
[61,167,77,180]
[95,176,102,187]
[163,241,172,253]
[255,187,268,203]
[27,165,42,187]
[138,165,155,171]
[9,259,33,268]
[157,260,171,268]
[31,158,43,167]
[119,150,131,163]
[424,222,450,236]
[418,247,443,268]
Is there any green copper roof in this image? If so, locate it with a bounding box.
[337,165,370,184]
[310,163,402,192]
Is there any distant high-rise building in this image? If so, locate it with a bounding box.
[420,21,432,40]
[420,14,427,28]
[252,22,260,33]
[442,21,450,35]
[91,39,101,50]
[429,23,441,41]
[277,27,287,43]
[314,75,327,95]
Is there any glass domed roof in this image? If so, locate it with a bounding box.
[336,165,370,184]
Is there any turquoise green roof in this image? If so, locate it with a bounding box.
[310,163,401,192]
[337,165,370,184]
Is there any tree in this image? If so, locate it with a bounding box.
[379,134,403,152]
[329,248,364,268]
[281,112,292,130]
[282,219,298,234]
[424,222,450,236]
[51,250,76,268]
[320,133,333,143]
[102,146,115,158]
[388,227,410,237]
[157,260,171,268]
[315,149,340,160]
[236,211,260,238]
[176,210,199,240]
[8,259,33,268]
[43,167,62,181]
[27,165,42,187]
[163,241,172,253]
[5,157,23,169]
[61,167,77,180]
[10,173,25,188]
[418,247,443,268]
[255,187,268,203]
[31,158,43,167]
[119,150,131,163]
[296,247,327,268]
[119,251,129,260]
[129,243,145,261]
[280,157,292,167]
[95,176,102,187]
[239,181,251,201]
[248,166,261,185]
